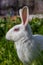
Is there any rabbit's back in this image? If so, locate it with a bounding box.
[33,35,43,51]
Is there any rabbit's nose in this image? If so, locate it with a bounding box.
[6,34,9,40]
[6,33,10,40]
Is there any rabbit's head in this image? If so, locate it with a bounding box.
[6,6,32,42]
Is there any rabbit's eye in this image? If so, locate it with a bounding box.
[14,28,19,31]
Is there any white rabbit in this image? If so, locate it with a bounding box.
[6,6,43,65]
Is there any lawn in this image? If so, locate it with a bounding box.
[0,17,43,65]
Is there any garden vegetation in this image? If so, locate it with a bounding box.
[0,17,43,65]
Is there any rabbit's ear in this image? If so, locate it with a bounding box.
[19,9,23,22]
[19,6,29,26]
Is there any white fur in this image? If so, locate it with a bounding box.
[6,6,43,65]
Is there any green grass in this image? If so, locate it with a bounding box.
[0,17,43,65]
[0,37,23,65]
